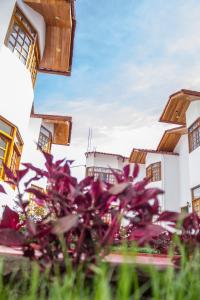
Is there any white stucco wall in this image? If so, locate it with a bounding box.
[186,100,200,128]
[86,153,125,170]
[145,153,180,212]
[162,154,180,212]
[0,0,46,137]
[174,135,191,211]
[186,101,200,193]
[145,153,164,209]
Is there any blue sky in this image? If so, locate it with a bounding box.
[34,0,200,179]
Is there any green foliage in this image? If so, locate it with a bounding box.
[0,248,199,300]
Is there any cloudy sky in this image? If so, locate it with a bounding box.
[34,0,200,179]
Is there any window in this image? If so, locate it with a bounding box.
[86,167,121,184]
[28,184,47,219]
[181,206,189,215]
[146,162,161,182]
[5,6,40,86]
[38,126,52,154]
[191,185,200,217]
[0,116,23,180]
[188,118,200,152]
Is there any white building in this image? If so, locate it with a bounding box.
[130,89,200,216]
[85,151,145,184]
[0,0,76,212]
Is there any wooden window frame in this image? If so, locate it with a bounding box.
[146,162,161,182]
[86,167,121,184]
[28,184,46,218]
[5,5,40,86]
[188,117,200,153]
[191,185,200,217]
[0,116,23,180]
[38,125,52,154]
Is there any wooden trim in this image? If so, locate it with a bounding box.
[4,4,40,87]
[31,113,72,122]
[38,68,71,76]
[24,0,76,75]
[157,126,187,152]
[191,184,200,216]
[146,162,161,182]
[0,116,23,180]
[159,89,200,125]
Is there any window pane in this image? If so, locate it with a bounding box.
[189,119,200,151]
[0,149,5,158]
[0,138,6,148]
[19,30,25,39]
[38,126,52,153]
[8,42,14,51]
[25,36,31,45]
[20,55,26,65]
[193,186,200,199]
[0,120,12,135]
[13,24,19,32]
[9,35,16,45]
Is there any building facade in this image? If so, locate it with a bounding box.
[0,0,76,211]
[130,89,200,216]
[85,151,145,184]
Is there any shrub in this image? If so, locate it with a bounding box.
[0,152,199,270]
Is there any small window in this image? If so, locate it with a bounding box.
[181,206,189,215]
[28,184,46,219]
[146,162,161,182]
[191,185,200,217]
[5,6,40,86]
[38,126,52,154]
[0,116,23,180]
[86,167,120,184]
[188,118,200,152]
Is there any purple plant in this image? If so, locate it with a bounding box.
[0,153,199,269]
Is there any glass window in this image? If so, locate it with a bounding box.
[86,166,121,184]
[191,185,200,217]
[38,126,52,154]
[188,118,200,152]
[0,120,12,135]
[6,6,40,86]
[0,116,23,180]
[146,162,161,182]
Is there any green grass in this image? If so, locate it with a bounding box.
[0,248,199,300]
[112,245,158,254]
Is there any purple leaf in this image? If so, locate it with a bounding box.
[67,160,74,165]
[3,164,16,181]
[0,228,25,247]
[51,214,79,235]
[130,224,165,245]
[16,168,29,182]
[91,180,103,201]
[22,163,47,177]
[0,184,6,194]
[157,211,180,222]
[109,182,130,195]
[25,188,47,200]
[42,151,53,166]
[78,176,93,190]
[123,165,130,179]
[55,158,65,167]
[133,163,139,179]
[0,206,20,230]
